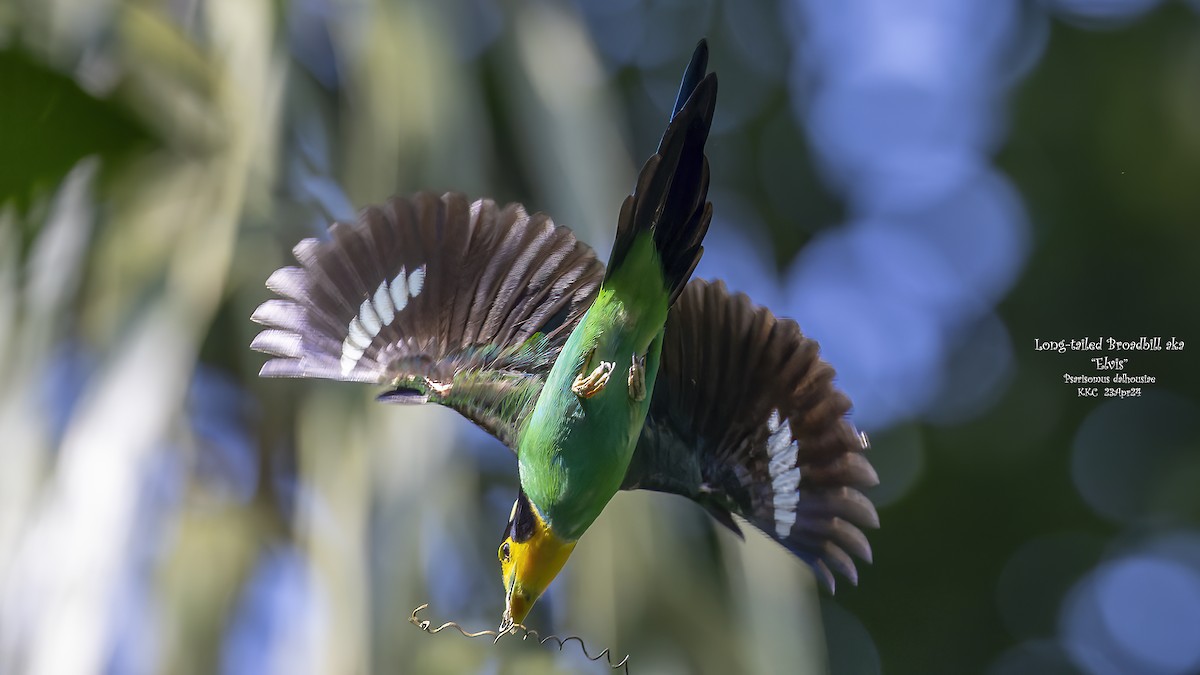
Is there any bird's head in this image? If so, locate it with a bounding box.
[498,488,576,629]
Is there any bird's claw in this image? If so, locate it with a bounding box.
[628,352,647,402]
[497,609,515,640]
[572,359,614,399]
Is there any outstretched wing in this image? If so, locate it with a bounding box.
[251,192,605,450]
[622,279,879,592]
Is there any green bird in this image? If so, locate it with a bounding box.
[251,40,878,629]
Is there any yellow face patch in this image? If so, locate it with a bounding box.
[498,491,577,626]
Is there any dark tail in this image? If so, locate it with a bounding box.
[605,39,717,306]
[671,39,710,121]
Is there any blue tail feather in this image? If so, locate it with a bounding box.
[604,38,717,307]
[671,39,709,123]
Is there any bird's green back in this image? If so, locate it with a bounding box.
[514,45,718,539]
[517,233,670,539]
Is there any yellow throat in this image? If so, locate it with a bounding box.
[498,489,577,628]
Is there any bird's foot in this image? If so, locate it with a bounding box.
[572,360,614,399]
[497,609,515,638]
[422,376,453,398]
[627,352,647,402]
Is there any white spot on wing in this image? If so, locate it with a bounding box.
[345,344,364,361]
[339,341,365,376]
[347,317,370,349]
[773,485,799,526]
[339,263,426,377]
[373,281,395,325]
[359,298,382,336]
[408,265,426,297]
[766,410,801,537]
[390,265,409,312]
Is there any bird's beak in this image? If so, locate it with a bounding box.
[501,577,529,631]
[499,527,576,630]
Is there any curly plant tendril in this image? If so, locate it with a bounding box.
[409,603,631,673]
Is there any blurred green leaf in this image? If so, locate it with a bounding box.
[0,48,149,223]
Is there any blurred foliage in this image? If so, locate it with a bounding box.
[849,6,1200,673]
[1,1,1199,675]
[0,48,148,226]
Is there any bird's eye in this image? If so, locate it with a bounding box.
[499,541,511,562]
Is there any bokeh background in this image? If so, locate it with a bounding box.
[2,0,1199,673]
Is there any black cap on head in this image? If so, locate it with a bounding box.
[503,488,538,543]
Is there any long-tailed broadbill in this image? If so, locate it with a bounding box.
[251,40,879,629]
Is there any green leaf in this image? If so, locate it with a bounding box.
[0,48,149,218]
